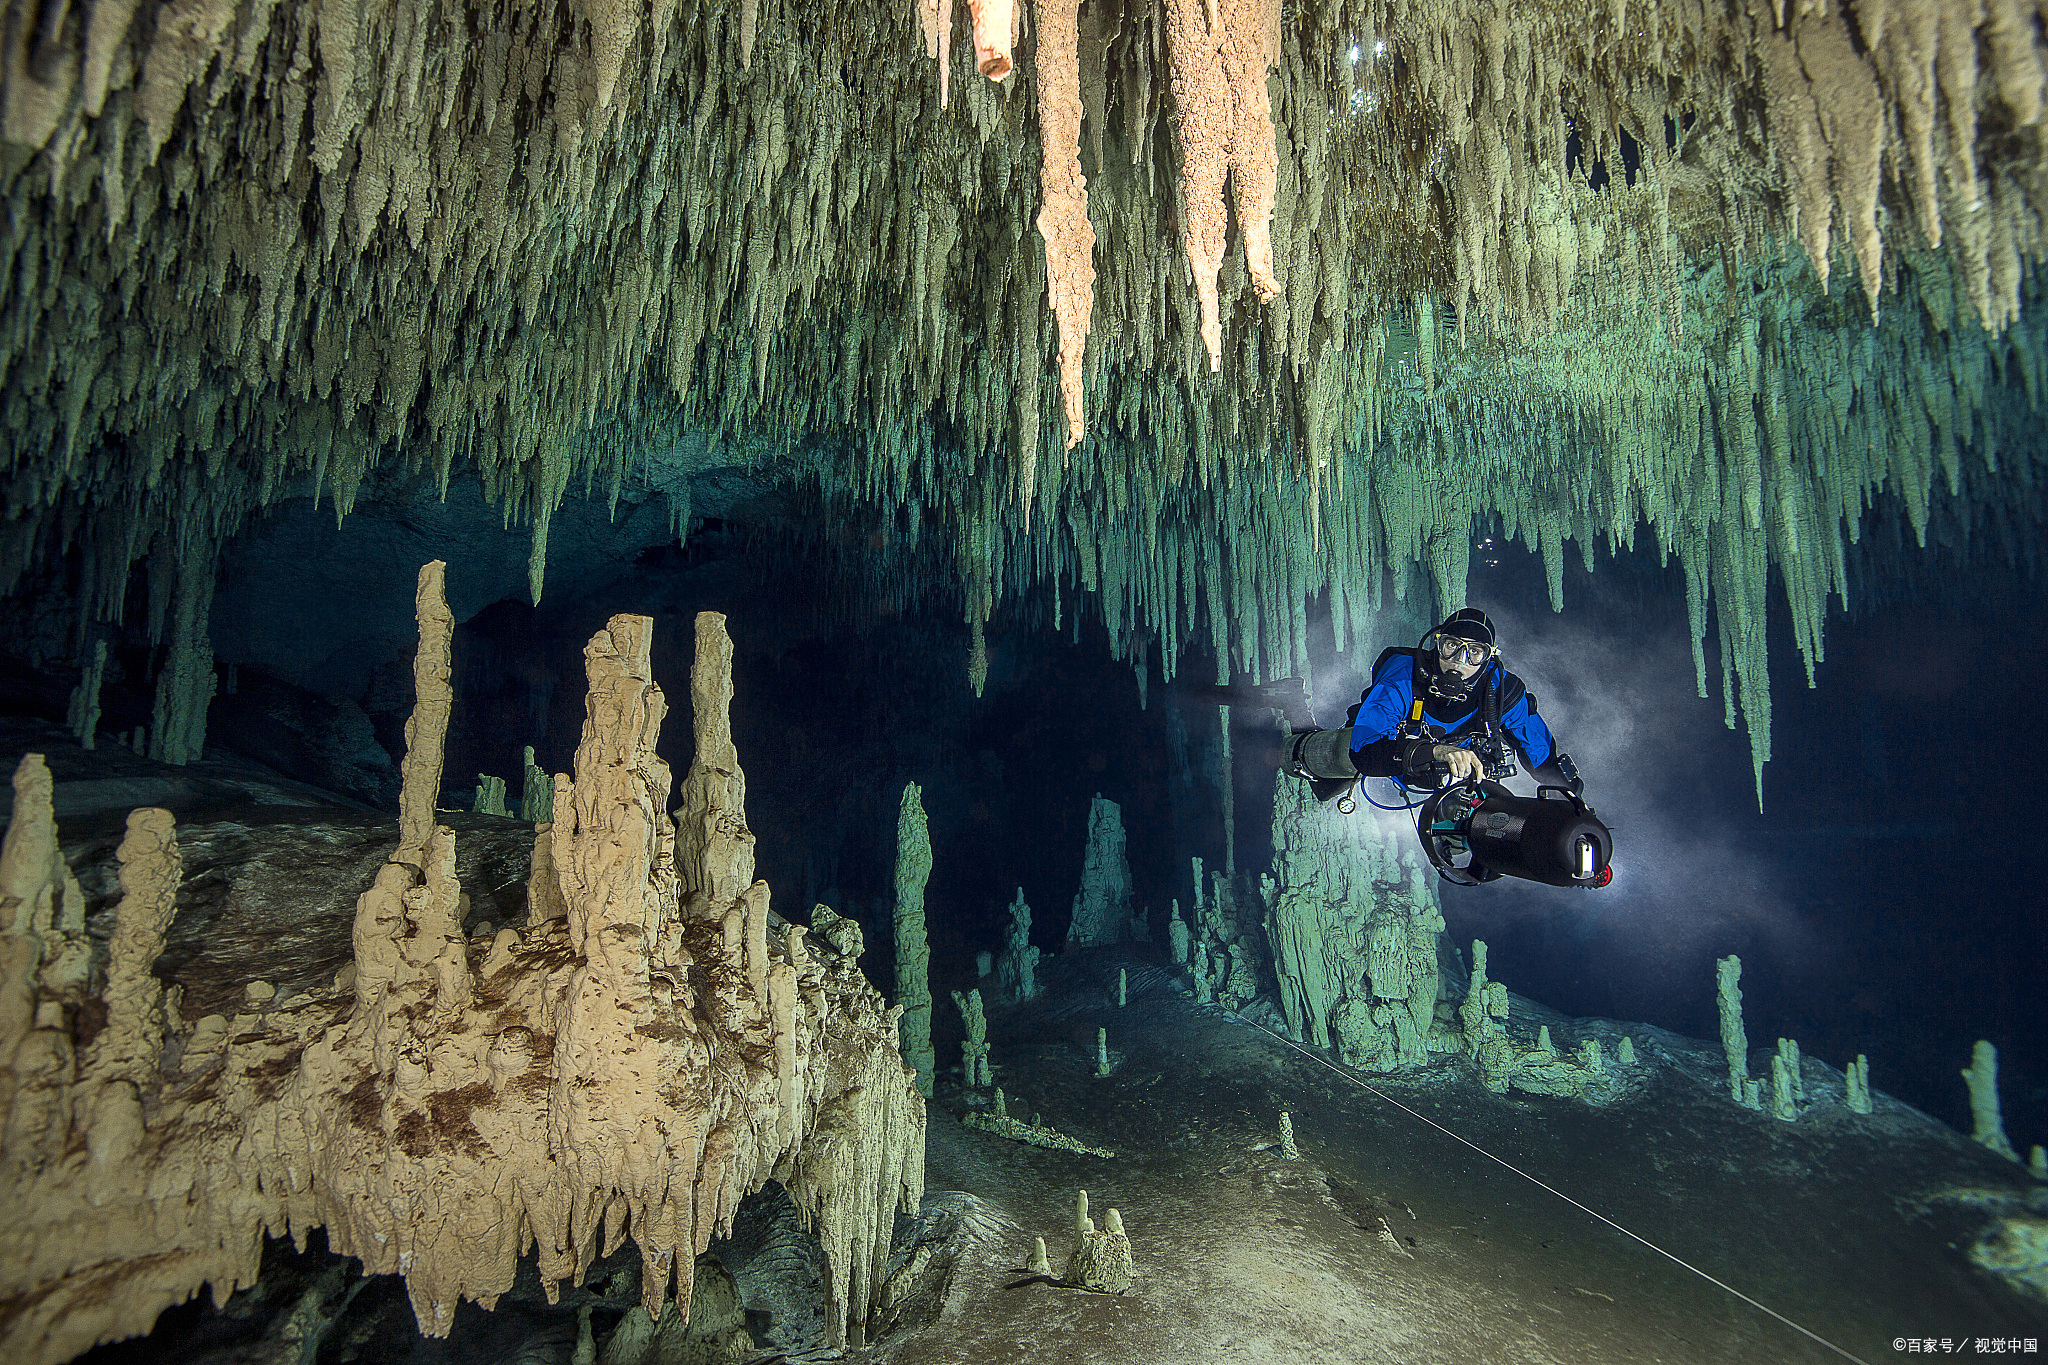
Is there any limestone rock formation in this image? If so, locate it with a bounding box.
[893,780,936,1098]
[810,902,864,960]
[1717,954,1757,1108]
[1965,1040,2022,1162]
[1456,941,1626,1101]
[1262,775,1447,1070]
[1162,0,1284,371]
[962,1104,1115,1159]
[147,548,218,768]
[1032,0,1099,466]
[951,987,991,1087]
[962,1088,1114,1154]
[64,642,106,751]
[1065,794,1136,948]
[599,1253,754,1365]
[1064,1191,1132,1293]
[1846,1055,1874,1115]
[996,886,1040,1002]
[0,574,924,1363]
[473,773,511,817]
[521,746,555,823]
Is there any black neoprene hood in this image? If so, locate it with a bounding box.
[1437,608,1497,648]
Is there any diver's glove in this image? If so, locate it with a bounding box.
[1400,741,1480,787]
[1432,744,1486,785]
[1553,751,1584,797]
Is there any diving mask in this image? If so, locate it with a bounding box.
[1435,636,1494,667]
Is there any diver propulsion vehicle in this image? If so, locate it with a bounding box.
[1283,727,1615,889]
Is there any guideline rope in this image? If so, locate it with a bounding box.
[1242,1018,1873,1365]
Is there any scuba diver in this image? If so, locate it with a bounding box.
[1281,608,1615,889]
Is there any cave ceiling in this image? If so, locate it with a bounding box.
[3,0,2047,783]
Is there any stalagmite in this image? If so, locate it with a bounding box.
[520,747,554,823]
[0,586,926,1364]
[1065,1193,1132,1292]
[1964,1040,2021,1162]
[676,613,755,909]
[998,887,1041,1001]
[952,987,991,1086]
[1845,1055,1873,1115]
[1066,795,1135,947]
[1770,1052,1799,1121]
[398,563,454,862]
[0,753,89,1167]
[1777,1038,1805,1103]
[65,642,107,751]
[1717,955,1752,1107]
[1264,773,1443,1071]
[1168,900,1190,966]
[1218,708,1235,875]
[353,563,467,1025]
[147,549,217,767]
[894,782,936,1097]
[473,775,510,817]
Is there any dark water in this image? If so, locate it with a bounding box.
[1445,536,2048,1160]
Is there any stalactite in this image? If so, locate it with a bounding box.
[1033,0,1098,471]
[1160,0,1283,372]
[1,0,2046,798]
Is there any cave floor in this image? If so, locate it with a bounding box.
[24,713,2048,1365]
[872,948,2048,1365]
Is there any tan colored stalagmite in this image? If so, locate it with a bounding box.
[0,577,924,1364]
[675,611,755,908]
[398,560,455,860]
[79,809,180,1088]
[0,754,90,1167]
[351,560,470,1029]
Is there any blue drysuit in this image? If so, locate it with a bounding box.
[1349,650,1557,778]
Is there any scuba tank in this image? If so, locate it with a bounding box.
[1283,727,1364,811]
